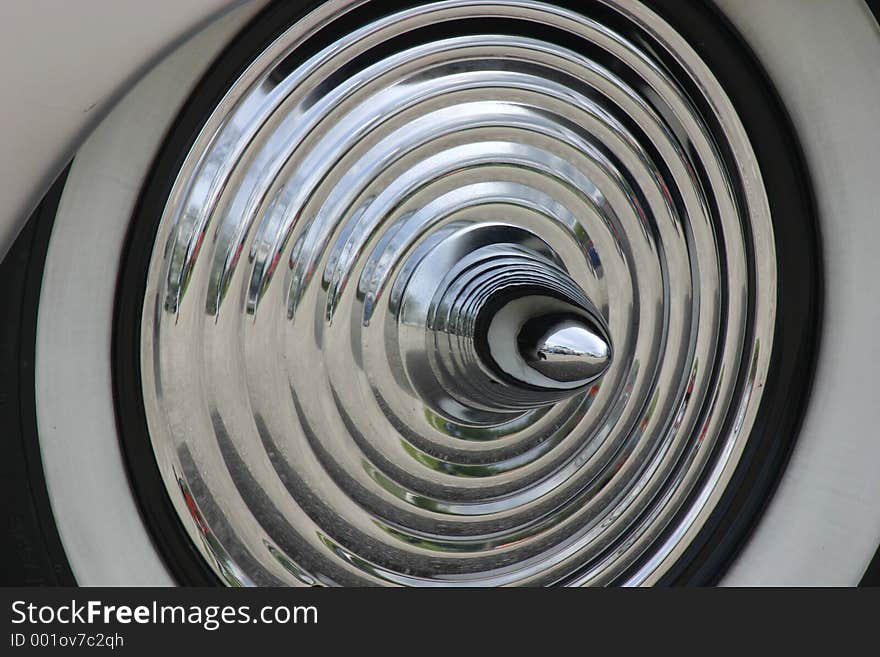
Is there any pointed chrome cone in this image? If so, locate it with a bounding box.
[398,224,615,419]
[517,313,613,386]
[479,290,613,399]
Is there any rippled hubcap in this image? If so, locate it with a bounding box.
[140,0,776,585]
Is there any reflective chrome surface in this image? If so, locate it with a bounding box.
[396,223,613,423]
[140,0,776,585]
[518,314,612,385]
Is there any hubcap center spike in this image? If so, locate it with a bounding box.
[396,223,612,425]
[516,313,613,384]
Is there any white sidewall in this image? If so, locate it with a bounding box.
[36,3,265,586]
[35,0,880,585]
[716,0,880,586]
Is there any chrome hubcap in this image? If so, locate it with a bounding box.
[139,0,777,585]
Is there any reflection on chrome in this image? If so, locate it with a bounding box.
[518,315,612,384]
[140,0,776,585]
[396,223,614,424]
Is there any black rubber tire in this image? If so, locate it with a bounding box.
[0,167,75,586]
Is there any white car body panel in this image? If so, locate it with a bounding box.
[0,0,248,262]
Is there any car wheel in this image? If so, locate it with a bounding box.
[3,0,879,586]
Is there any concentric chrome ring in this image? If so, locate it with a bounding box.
[136,0,777,585]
